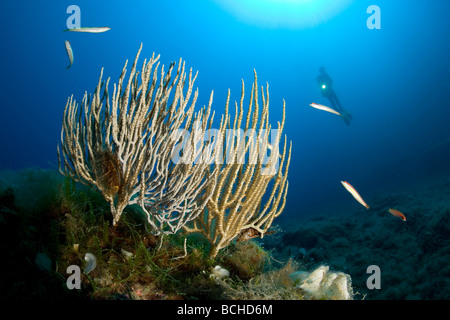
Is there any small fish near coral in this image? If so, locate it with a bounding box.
[388,208,406,221]
[340,180,370,209]
[63,27,111,33]
[65,40,74,69]
[63,27,110,70]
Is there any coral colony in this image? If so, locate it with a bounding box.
[58,44,291,257]
[53,44,354,299]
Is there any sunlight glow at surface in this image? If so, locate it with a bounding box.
[213,0,354,29]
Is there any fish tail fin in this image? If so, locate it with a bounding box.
[66,65,72,70]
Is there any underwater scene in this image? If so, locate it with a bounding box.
[0,0,449,303]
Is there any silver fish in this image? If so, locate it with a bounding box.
[65,40,73,69]
[64,27,111,33]
[309,103,341,116]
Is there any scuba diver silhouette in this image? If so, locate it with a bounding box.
[316,67,352,125]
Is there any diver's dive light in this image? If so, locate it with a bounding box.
[322,84,327,90]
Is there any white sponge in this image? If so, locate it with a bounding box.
[290,265,353,300]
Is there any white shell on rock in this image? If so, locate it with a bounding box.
[84,252,97,275]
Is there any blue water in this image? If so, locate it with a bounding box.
[1,0,449,222]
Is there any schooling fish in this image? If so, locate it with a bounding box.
[340,181,370,209]
[65,40,73,69]
[309,103,341,116]
[388,208,406,221]
[64,27,111,33]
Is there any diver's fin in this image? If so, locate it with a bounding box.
[346,111,353,120]
[340,110,352,125]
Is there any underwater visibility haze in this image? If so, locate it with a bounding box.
[0,0,450,301]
